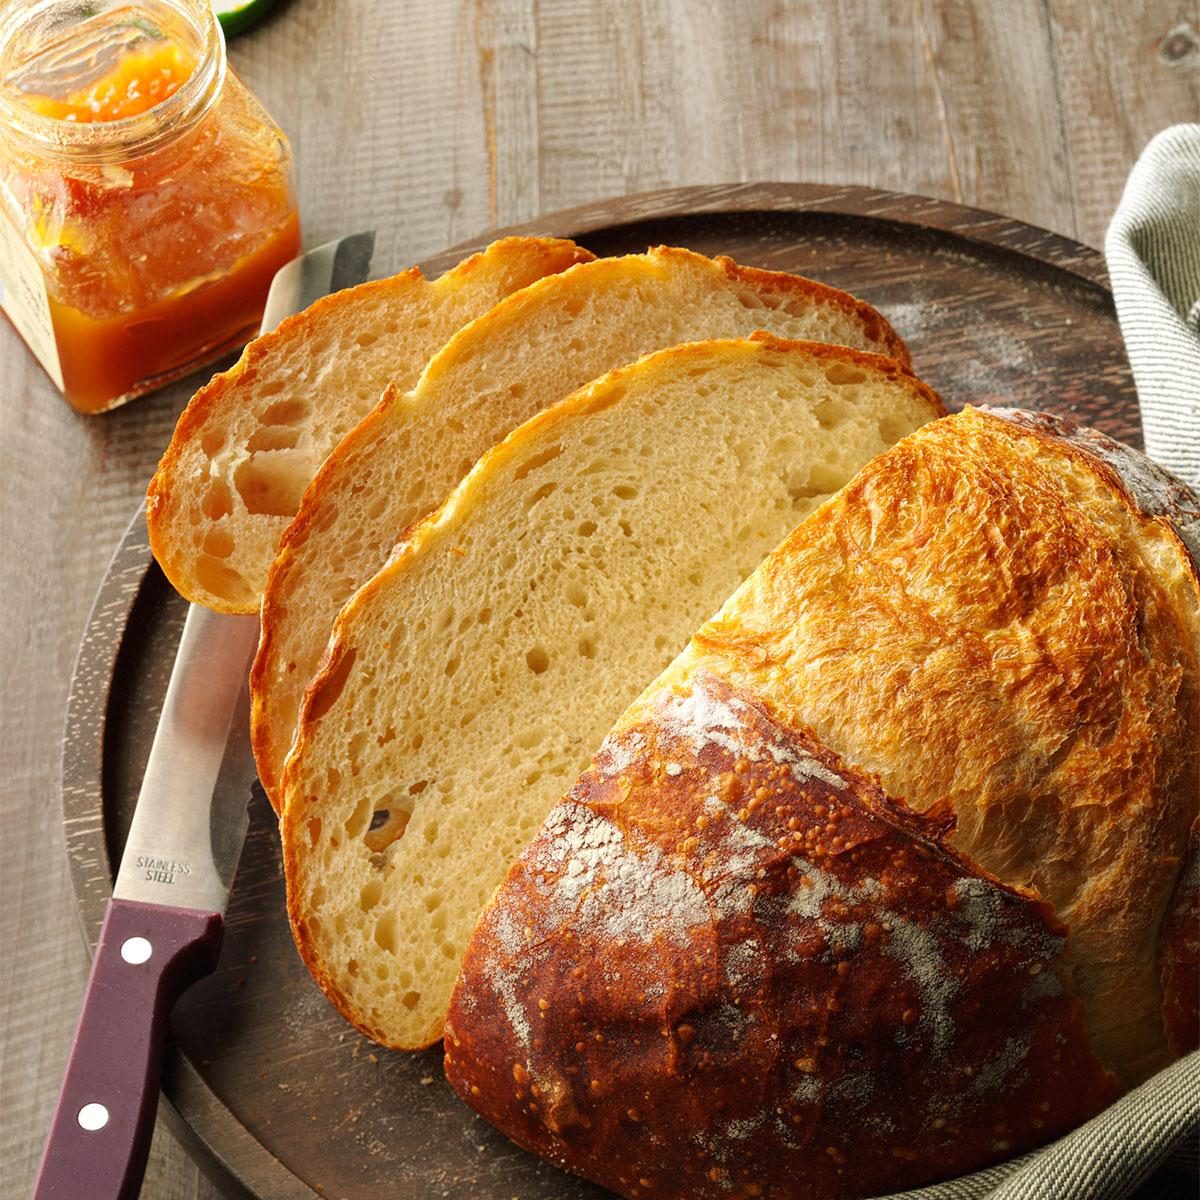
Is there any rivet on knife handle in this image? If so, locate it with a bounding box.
[31,900,223,1200]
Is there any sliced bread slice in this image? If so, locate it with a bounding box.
[252,247,910,803]
[279,333,943,1049]
[145,236,594,612]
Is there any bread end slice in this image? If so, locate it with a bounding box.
[146,236,593,612]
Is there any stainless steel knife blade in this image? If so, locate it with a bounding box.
[113,230,377,915]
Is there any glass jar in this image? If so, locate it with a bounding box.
[0,0,301,413]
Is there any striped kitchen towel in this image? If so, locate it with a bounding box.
[1105,122,1200,489]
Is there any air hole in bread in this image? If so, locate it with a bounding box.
[578,637,597,659]
[194,554,244,600]
[825,362,868,386]
[806,462,848,494]
[577,521,597,538]
[346,958,359,976]
[234,455,310,516]
[513,444,564,480]
[477,606,492,625]
[259,397,307,425]
[400,990,421,1011]
[306,816,322,848]
[200,428,226,457]
[526,646,551,675]
[247,425,301,453]
[202,527,234,559]
[364,805,411,854]
[371,909,399,953]
[878,413,914,443]
[356,331,378,347]
[619,519,634,538]
[562,293,586,317]
[307,648,358,723]
[345,794,373,838]
[527,481,558,510]
[508,382,526,400]
[359,880,383,912]
[612,484,638,500]
[445,655,460,678]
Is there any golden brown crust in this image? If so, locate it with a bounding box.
[681,406,1199,1083]
[703,248,912,367]
[445,672,1117,1200]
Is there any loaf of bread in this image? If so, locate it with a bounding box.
[445,671,1120,1200]
[443,407,1197,1197]
[145,236,593,612]
[280,335,943,1051]
[252,247,910,804]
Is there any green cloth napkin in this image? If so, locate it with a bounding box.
[1105,123,1200,488]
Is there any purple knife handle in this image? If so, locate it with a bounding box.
[32,898,223,1200]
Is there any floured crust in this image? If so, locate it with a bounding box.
[661,406,1199,1084]
[253,246,913,805]
[146,236,594,612]
[445,672,1117,1200]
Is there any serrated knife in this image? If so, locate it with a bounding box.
[33,230,376,1200]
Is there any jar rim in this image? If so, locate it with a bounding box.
[0,0,227,163]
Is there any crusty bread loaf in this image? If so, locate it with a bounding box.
[252,247,911,804]
[280,335,943,1049]
[145,236,593,612]
[525,404,1194,1087]
[444,672,1119,1200]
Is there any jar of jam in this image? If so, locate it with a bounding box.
[0,0,301,413]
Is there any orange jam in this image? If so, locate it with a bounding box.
[27,39,194,122]
[0,1,301,413]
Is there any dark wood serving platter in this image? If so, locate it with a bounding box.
[61,184,1139,1199]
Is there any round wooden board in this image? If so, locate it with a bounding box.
[61,184,1138,1200]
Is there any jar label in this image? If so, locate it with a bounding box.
[0,212,64,392]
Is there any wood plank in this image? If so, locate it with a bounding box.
[1047,0,1200,247]
[3,2,1197,1197]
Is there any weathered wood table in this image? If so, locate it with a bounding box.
[2,3,1196,1197]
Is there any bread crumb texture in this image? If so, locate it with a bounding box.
[279,335,940,1049]
[444,672,1118,1200]
[145,236,594,612]
[251,245,913,803]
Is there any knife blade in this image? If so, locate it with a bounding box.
[33,230,376,1200]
